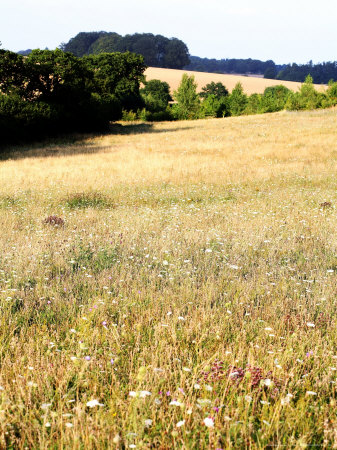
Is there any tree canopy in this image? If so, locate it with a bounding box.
[0,48,146,144]
[61,31,190,69]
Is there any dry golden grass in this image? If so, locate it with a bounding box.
[145,67,326,94]
[1,109,337,448]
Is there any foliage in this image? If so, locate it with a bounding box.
[62,31,190,69]
[84,52,146,111]
[264,66,277,79]
[59,31,108,57]
[229,82,248,116]
[173,74,200,120]
[199,94,229,118]
[326,80,337,105]
[261,85,291,112]
[244,93,263,115]
[140,79,172,113]
[277,61,337,84]
[185,55,279,75]
[285,75,327,111]
[0,48,147,145]
[199,82,229,99]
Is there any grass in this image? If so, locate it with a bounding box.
[0,108,337,448]
[144,67,327,95]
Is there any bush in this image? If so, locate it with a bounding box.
[122,110,138,121]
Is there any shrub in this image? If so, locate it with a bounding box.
[122,110,138,121]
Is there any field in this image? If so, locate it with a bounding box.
[145,67,326,94]
[1,108,337,448]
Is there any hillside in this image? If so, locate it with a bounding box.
[145,67,326,94]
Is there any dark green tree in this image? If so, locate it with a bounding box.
[60,31,107,56]
[140,79,172,112]
[84,52,147,110]
[163,38,190,69]
[264,66,277,79]
[199,82,229,99]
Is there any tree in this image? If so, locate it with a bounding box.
[261,85,291,112]
[88,33,124,55]
[199,94,229,118]
[0,48,148,144]
[229,83,248,116]
[264,66,277,79]
[141,79,172,112]
[173,74,200,119]
[327,80,337,105]
[60,31,107,56]
[84,52,147,111]
[163,38,190,69]
[199,82,229,99]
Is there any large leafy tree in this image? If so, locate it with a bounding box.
[199,82,229,99]
[84,52,147,110]
[140,79,172,112]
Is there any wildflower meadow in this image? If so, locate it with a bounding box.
[1,108,337,448]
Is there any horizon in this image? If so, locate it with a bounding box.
[1,0,337,65]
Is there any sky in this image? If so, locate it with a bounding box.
[1,0,337,64]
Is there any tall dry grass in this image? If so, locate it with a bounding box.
[0,109,337,448]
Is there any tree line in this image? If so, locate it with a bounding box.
[185,56,281,77]
[127,75,337,122]
[186,57,337,84]
[2,45,337,147]
[59,32,190,69]
[0,48,146,145]
[275,61,337,84]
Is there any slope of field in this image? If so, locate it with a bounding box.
[1,109,337,448]
[145,66,326,94]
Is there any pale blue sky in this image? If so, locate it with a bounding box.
[1,0,337,64]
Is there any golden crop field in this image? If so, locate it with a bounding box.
[145,67,326,94]
[1,108,337,448]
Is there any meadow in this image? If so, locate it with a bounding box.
[145,67,326,94]
[0,108,337,448]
